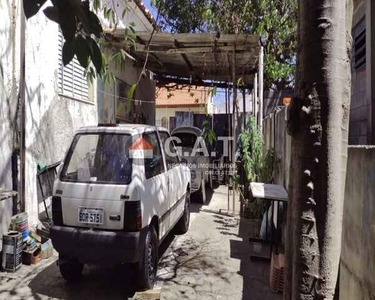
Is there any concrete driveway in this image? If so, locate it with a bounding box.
[0,185,281,300]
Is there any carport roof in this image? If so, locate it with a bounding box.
[106,31,260,89]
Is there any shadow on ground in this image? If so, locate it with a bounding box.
[190,185,214,213]
[25,233,177,300]
[231,217,282,300]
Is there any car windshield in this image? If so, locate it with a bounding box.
[172,132,198,149]
[61,133,132,184]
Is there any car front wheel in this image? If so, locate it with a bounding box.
[176,190,191,234]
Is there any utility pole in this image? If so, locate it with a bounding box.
[232,47,237,215]
[253,73,258,123]
[259,47,264,133]
[242,89,246,129]
[20,0,26,212]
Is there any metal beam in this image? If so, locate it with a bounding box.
[136,36,164,67]
[156,76,253,90]
[174,39,203,83]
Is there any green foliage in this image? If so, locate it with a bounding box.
[240,115,263,182]
[240,115,278,219]
[202,120,216,146]
[126,84,137,113]
[154,0,297,89]
[240,115,277,183]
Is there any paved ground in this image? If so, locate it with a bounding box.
[0,185,282,300]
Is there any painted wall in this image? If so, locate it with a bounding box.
[340,146,375,300]
[0,0,156,242]
[0,0,21,249]
[101,0,154,32]
[97,57,156,125]
[97,0,156,125]
[25,10,98,226]
[156,106,205,130]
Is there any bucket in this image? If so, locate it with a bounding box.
[11,212,30,241]
[1,231,22,272]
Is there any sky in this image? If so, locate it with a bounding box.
[142,0,157,17]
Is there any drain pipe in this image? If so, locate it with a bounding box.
[19,0,26,212]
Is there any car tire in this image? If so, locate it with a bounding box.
[136,226,158,290]
[197,178,206,204]
[175,190,191,234]
[59,257,84,282]
[206,172,213,190]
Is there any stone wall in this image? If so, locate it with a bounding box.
[340,146,375,300]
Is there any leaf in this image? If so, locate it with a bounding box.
[62,39,75,66]
[23,0,47,19]
[121,8,127,19]
[130,25,136,34]
[93,0,101,11]
[89,11,103,38]
[88,37,102,73]
[111,9,116,24]
[126,84,137,113]
[59,8,76,42]
[43,6,59,23]
[70,0,90,33]
[75,35,91,69]
[120,49,126,61]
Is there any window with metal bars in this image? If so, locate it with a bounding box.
[58,31,90,101]
[353,18,366,71]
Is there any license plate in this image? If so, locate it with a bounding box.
[78,208,104,224]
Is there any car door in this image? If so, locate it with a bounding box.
[158,131,184,227]
[141,132,170,239]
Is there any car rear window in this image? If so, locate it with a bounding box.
[172,132,197,148]
[61,133,132,184]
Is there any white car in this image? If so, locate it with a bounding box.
[50,124,191,289]
[171,126,211,203]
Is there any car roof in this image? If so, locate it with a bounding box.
[171,126,203,136]
[76,124,168,135]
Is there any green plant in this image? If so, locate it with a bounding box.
[240,115,262,182]
[239,115,279,219]
[202,120,216,146]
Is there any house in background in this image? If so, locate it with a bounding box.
[98,0,158,125]
[349,0,375,145]
[0,0,156,245]
[156,85,215,131]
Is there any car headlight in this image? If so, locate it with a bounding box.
[191,170,196,180]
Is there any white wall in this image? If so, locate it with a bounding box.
[156,106,206,130]
[97,55,156,125]
[0,0,21,248]
[100,0,154,32]
[0,0,155,233]
[24,10,98,226]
